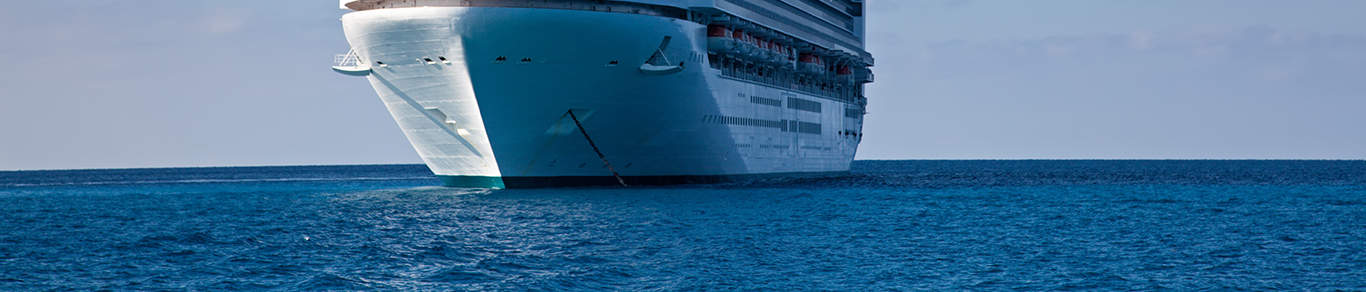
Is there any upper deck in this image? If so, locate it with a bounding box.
[339,0,870,64]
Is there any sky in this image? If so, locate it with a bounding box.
[2,1,1365,170]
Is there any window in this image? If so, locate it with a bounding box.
[787,97,822,113]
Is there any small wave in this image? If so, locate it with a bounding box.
[136,231,219,246]
[422,269,496,284]
[293,273,375,290]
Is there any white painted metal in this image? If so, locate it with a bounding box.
[338,6,863,181]
[331,48,371,76]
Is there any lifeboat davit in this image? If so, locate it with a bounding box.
[728,30,749,55]
[781,46,796,69]
[770,43,789,64]
[764,42,780,64]
[755,39,773,61]
[798,53,824,73]
[741,33,761,58]
[706,25,737,54]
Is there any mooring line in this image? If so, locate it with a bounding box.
[567,110,628,187]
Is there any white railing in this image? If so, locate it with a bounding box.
[334,49,363,67]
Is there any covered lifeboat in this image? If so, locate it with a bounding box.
[770,43,791,64]
[706,25,739,54]
[735,30,758,56]
[837,65,854,78]
[798,53,824,74]
[755,38,774,61]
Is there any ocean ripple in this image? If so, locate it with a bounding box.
[0,161,1363,290]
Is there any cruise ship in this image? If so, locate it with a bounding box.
[332,0,874,188]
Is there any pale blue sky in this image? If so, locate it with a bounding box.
[2,1,1364,170]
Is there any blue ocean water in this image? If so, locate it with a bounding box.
[1,161,1363,290]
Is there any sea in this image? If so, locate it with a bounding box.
[0,160,1362,290]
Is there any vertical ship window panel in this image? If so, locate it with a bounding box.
[750,96,783,107]
[787,97,822,113]
[797,122,822,134]
[707,114,788,131]
[845,108,864,118]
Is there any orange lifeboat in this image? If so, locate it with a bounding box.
[733,30,754,55]
[707,25,737,54]
[837,65,853,75]
[798,53,823,73]
[742,34,761,57]
[755,39,773,60]
[770,43,789,64]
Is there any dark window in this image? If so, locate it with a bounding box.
[708,115,789,130]
[797,122,821,134]
[845,108,864,118]
[787,97,822,113]
[750,96,783,107]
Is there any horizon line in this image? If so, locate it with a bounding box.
[4,158,1365,172]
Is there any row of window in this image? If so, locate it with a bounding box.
[787,97,822,113]
[750,96,783,107]
[845,108,864,118]
[793,121,822,134]
[713,56,863,104]
[702,115,823,135]
[703,115,787,130]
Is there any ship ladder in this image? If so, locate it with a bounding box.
[567,110,628,187]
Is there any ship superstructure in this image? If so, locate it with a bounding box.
[333,0,873,187]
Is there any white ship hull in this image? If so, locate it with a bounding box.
[340,7,863,187]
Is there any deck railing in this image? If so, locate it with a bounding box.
[334,49,363,68]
